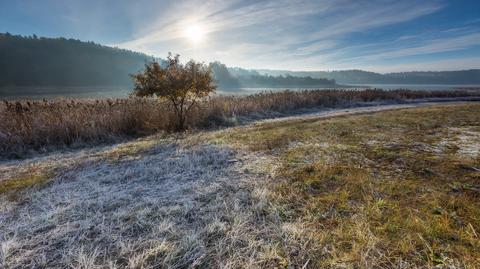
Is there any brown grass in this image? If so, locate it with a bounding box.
[213,103,480,268]
[1,103,479,268]
[1,88,479,158]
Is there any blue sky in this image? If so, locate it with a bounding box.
[1,0,479,72]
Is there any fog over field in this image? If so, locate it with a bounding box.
[1,34,480,99]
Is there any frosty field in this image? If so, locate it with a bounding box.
[1,103,479,268]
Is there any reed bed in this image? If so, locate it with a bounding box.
[1,88,479,158]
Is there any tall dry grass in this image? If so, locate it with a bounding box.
[1,88,479,157]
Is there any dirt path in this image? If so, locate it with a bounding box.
[255,100,477,124]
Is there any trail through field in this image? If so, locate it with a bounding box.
[0,101,478,268]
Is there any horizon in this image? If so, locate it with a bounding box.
[3,32,480,75]
[1,0,480,72]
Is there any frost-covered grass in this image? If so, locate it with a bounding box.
[1,103,479,268]
[1,139,284,268]
[213,103,480,268]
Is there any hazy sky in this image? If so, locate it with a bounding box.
[1,0,480,72]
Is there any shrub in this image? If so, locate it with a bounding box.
[131,54,216,131]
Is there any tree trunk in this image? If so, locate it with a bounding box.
[176,114,185,131]
[171,99,185,132]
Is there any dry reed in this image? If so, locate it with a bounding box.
[1,88,479,158]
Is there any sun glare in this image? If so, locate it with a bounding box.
[184,23,205,44]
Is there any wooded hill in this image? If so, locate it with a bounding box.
[0,33,154,87]
[1,33,478,92]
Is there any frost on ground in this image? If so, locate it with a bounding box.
[0,139,284,268]
[1,102,479,268]
[449,127,480,159]
[412,127,480,160]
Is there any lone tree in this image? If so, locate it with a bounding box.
[131,54,216,131]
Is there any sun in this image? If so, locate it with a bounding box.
[184,23,205,44]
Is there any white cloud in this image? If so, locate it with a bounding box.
[348,32,480,62]
[306,1,443,40]
[110,0,479,71]
[360,57,480,73]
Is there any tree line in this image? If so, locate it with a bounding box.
[209,62,335,89]
[0,33,153,87]
[0,33,336,90]
[258,69,480,85]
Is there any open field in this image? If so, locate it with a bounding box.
[1,102,479,268]
[1,88,480,159]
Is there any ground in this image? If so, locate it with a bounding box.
[1,103,479,268]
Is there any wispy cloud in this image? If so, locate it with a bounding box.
[108,0,478,71]
[118,0,337,48]
[295,40,338,55]
[360,56,480,73]
[305,1,444,41]
[3,0,479,71]
[347,32,480,62]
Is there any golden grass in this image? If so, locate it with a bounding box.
[0,171,53,194]
[213,103,480,268]
[1,88,479,158]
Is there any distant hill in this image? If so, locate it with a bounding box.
[209,62,336,89]
[1,33,478,94]
[0,33,154,87]
[256,69,480,85]
[0,34,336,91]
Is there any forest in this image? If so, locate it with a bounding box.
[259,68,480,85]
[0,34,336,90]
[0,33,153,87]
[2,33,479,93]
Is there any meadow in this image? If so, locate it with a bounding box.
[211,103,480,268]
[1,88,479,158]
[1,103,479,268]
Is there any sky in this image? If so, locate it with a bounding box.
[1,0,480,73]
